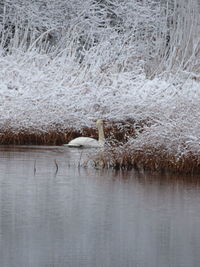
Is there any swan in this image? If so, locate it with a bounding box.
[65,119,105,148]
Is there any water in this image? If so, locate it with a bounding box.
[0,146,200,267]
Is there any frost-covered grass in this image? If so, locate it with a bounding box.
[0,50,199,141]
[89,75,200,174]
[1,49,199,130]
[0,50,142,131]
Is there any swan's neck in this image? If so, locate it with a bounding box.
[97,124,105,144]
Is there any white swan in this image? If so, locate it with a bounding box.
[65,119,105,148]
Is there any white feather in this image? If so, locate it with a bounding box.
[64,119,105,148]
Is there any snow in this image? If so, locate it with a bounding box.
[0,51,199,142]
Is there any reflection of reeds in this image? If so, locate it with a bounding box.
[34,160,36,175]
[54,159,58,174]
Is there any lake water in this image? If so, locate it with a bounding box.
[0,146,200,267]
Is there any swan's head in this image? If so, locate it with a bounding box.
[96,119,103,126]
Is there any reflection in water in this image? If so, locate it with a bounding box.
[0,146,200,267]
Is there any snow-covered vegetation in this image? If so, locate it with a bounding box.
[0,0,200,172]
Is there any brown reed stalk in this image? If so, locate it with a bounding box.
[95,145,200,175]
[0,119,145,145]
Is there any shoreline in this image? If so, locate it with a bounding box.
[1,120,200,175]
[0,119,143,145]
[93,145,200,175]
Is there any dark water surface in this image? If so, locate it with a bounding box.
[0,146,200,267]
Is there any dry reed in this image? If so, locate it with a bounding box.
[0,119,144,145]
[1,119,199,174]
[95,145,200,175]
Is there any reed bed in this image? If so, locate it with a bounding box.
[0,119,144,145]
[0,129,83,145]
[0,130,82,146]
[1,119,200,175]
[93,145,200,175]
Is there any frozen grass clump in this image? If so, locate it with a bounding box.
[92,93,200,174]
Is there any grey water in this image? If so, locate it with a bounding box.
[0,146,200,267]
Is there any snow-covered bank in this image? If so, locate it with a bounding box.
[0,51,200,173]
[0,51,199,142]
[0,0,200,172]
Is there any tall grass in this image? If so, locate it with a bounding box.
[0,119,142,145]
[93,145,200,174]
[1,0,199,76]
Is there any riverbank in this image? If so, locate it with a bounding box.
[93,145,200,175]
[1,0,200,175]
[0,52,200,175]
[1,115,200,174]
[0,119,142,145]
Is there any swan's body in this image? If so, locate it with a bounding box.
[65,119,105,148]
[66,137,103,148]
